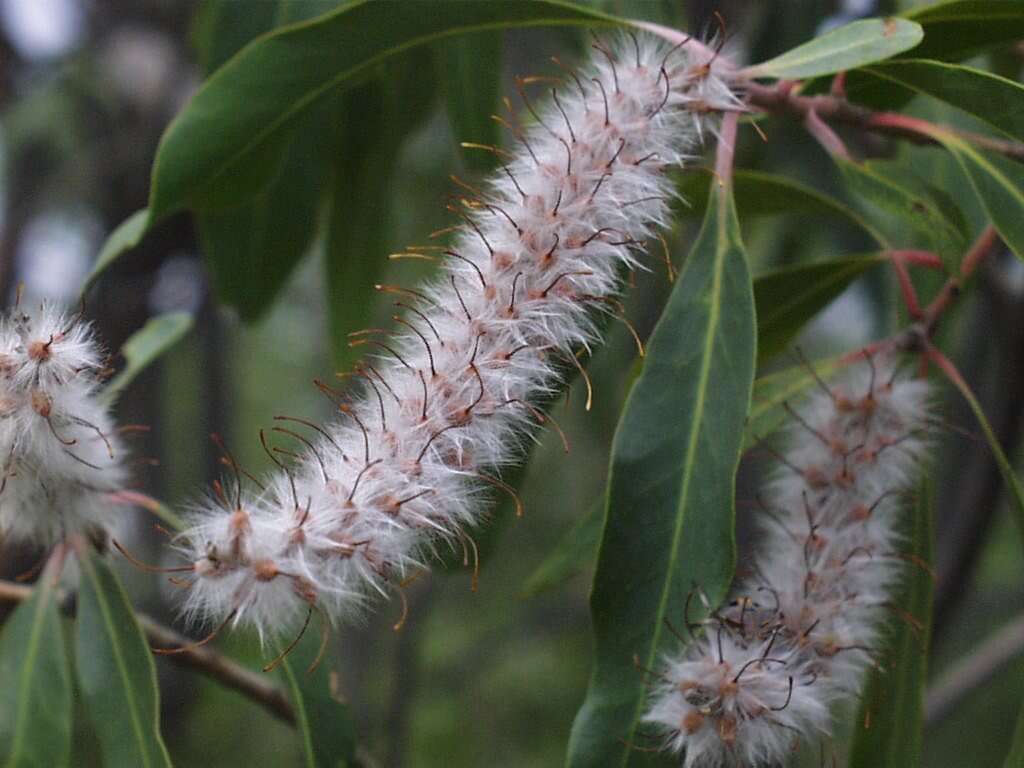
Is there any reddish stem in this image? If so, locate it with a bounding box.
[715,111,739,187]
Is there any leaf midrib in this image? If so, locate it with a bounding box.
[82,558,160,767]
[617,194,731,767]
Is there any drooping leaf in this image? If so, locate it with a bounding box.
[194,0,342,320]
[436,31,503,173]
[521,498,605,598]
[567,179,755,767]
[278,630,356,768]
[754,254,885,366]
[837,158,966,268]
[81,208,151,296]
[743,355,844,452]
[860,59,1024,142]
[75,548,172,768]
[0,574,72,768]
[905,0,1024,62]
[742,17,923,80]
[148,0,620,221]
[849,476,934,768]
[101,312,194,406]
[932,133,1024,263]
[679,170,888,247]
[324,50,437,369]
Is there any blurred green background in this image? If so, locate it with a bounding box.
[0,0,1022,766]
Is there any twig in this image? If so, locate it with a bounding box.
[926,610,1024,725]
[744,82,1024,161]
[0,579,296,726]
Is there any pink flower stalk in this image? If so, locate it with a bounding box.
[174,34,739,639]
[643,354,932,766]
[0,304,129,545]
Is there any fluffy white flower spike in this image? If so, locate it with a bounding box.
[0,303,129,545]
[643,353,932,767]
[174,33,739,640]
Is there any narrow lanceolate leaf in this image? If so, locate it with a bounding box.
[75,548,172,768]
[679,170,888,247]
[849,476,934,768]
[278,631,356,768]
[742,17,923,80]
[81,208,151,296]
[148,0,619,220]
[101,312,194,405]
[933,133,1024,263]
[195,0,342,321]
[1004,704,1024,768]
[905,0,1024,62]
[567,181,755,767]
[324,50,436,369]
[754,253,885,366]
[436,31,503,173]
[0,574,72,768]
[742,355,843,452]
[861,60,1024,143]
[837,158,965,268]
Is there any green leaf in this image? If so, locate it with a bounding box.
[679,170,888,247]
[860,59,1024,142]
[743,17,923,80]
[1004,704,1024,768]
[324,51,436,368]
[436,31,503,173]
[521,498,604,598]
[0,575,72,768]
[837,158,966,267]
[567,180,755,767]
[101,312,193,406]
[148,0,619,221]
[933,134,1024,263]
[754,253,885,366]
[81,208,151,296]
[75,548,172,768]
[743,355,843,452]
[905,0,1024,62]
[278,631,356,768]
[849,476,934,768]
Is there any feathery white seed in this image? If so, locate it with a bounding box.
[175,34,739,641]
[0,303,129,545]
[643,353,932,767]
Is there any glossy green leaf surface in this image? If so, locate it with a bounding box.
[0,576,71,768]
[849,477,934,768]
[567,181,755,767]
[861,59,1024,142]
[81,208,151,296]
[679,170,887,246]
[436,31,503,173]
[101,312,194,405]
[75,549,172,768]
[324,50,436,368]
[148,0,618,220]
[743,17,923,80]
[754,254,885,366]
[935,134,1024,263]
[906,0,1024,61]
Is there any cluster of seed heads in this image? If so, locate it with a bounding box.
[643,353,931,767]
[169,33,739,643]
[0,303,129,546]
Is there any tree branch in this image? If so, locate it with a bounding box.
[744,82,1024,161]
[0,579,296,726]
